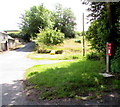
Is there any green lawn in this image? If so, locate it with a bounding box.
[24,59,120,100]
[27,52,84,60]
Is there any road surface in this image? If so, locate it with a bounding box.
[0,42,69,106]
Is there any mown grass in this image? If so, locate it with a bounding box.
[27,52,84,60]
[24,59,120,100]
[25,38,120,100]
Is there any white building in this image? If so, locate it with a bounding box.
[0,31,15,51]
[0,31,8,51]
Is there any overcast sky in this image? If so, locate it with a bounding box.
[0,0,90,31]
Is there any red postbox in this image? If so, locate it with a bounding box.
[106,43,112,56]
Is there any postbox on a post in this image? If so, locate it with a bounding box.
[107,43,112,56]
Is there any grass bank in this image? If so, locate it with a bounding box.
[24,60,120,100]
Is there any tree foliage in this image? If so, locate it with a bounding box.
[37,28,64,45]
[53,4,76,38]
[19,4,77,41]
[19,4,54,40]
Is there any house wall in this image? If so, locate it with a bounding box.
[1,42,8,51]
[0,32,8,51]
[8,39,15,49]
[0,33,2,51]
[0,32,23,51]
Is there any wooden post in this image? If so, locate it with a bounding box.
[83,13,85,56]
[106,42,110,72]
[106,54,109,72]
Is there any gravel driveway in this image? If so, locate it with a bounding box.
[0,42,70,106]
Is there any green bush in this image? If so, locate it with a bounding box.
[37,28,64,45]
[87,52,100,61]
[75,40,81,43]
[55,50,63,54]
[9,33,22,39]
[111,58,120,73]
[111,47,120,73]
[37,49,51,53]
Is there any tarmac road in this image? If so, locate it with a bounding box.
[0,42,70,106]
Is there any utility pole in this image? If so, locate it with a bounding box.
[83,13,85,56]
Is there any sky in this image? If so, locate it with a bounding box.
[0,0,90,31]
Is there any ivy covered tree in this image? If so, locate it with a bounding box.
[87,2,119,44]
[86,20,108,54]
[85,1,120,72]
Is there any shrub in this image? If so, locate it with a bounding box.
[37,49,51,53]
[87,52,100,60]
[111,47,120,73]
[9,33,22,39]
[55,50,63,54]
[74,40,81,43]
[37,28,64,45]
[111,58,120,73]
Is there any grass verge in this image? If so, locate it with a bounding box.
[24,59,120,100]
[27,52,84,60]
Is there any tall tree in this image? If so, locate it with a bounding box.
[19,4,54,40]
[53,4,76,38]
